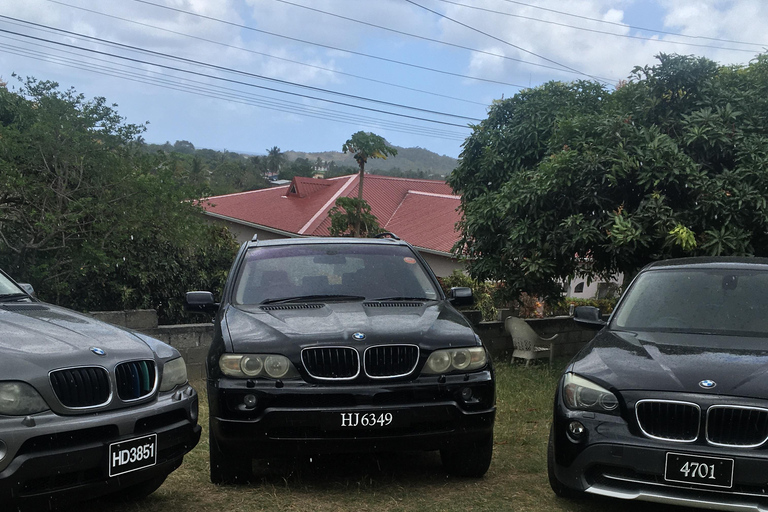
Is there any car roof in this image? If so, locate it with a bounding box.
[643,256,768,272]
[246,236,409,249]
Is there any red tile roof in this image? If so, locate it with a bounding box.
[200,174,461,254]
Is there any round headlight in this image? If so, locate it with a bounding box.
[241,356,264,377]
[451,349,471,370]
[427,351,452,373]
[264,355,290,379]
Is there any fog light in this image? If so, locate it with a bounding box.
[243,394,258,409]
[189,397,199,423]
[0,440,6,463]
[460,387,473,402]
[567,421,586,441]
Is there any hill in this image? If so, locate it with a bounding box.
[284,145,457,177]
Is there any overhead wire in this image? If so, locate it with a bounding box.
[0,35,468,140]
[404,0,607,84]
[0,16,481,125]
[433,0,759,54]
[43,0,488,107]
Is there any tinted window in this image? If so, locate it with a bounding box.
[0,272,23,295]
[613,268,768,335]
[233,244,440,304]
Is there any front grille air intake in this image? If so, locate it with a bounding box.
[302,347,359,380]
[636,400,700,442]
[50,367,110,408]
[115,360,156,401]
[707,406,768,447]
[364,345,419,378]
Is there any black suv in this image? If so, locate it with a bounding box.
[187,236,495,483]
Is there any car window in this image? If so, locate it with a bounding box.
[0,272,23,295]
[613,268,768,335]
[233,244,440,304]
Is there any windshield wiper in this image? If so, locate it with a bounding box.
[0,293,30,302]
[261,295,366,305]
[370,296,431,302]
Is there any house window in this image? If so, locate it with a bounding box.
[573,282,585,294]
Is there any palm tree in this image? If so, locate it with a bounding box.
[265,146,284,178]
[342,132,397,237]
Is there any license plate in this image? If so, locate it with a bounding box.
[664,452,734,488]
[109,434,158,477]
[323,411,406,429]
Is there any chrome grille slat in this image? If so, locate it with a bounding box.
[707,406,768,447]
[50,367,110,408]
[636,400,700,442]
[364,345,419,378]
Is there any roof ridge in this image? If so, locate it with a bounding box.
[406,190,459,199]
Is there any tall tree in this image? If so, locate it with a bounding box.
[342,131,397,236]
[449,53,768,300]
[265,146,284,177]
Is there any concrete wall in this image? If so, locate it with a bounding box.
[90,310,598,380]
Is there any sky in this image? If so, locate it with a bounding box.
[0,0,766,159]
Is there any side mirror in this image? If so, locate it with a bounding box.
[573,305,606,329]
[185,291,219,314]
[448,287,474,308]
[18,283,35,297]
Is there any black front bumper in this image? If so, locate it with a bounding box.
[209,371,496,455]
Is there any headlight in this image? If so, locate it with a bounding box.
[0,382,49,415]
[219,354,300,379]
[562,373,619,413]
[159,357,188,392]
[422,347,487,374]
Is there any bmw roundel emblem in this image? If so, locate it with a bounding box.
[90,347,106,356]
[699,379,716,389]
[352,332,366,341]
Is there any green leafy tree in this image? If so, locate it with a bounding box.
[328,197,381,237]
[449,53,768,300]
[265,146,284,177]
[0,77,238,323]
[342,131,397,236]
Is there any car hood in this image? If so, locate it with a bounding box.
[571,329,768,399]
[0,302,155,378]
[223,300,478,352]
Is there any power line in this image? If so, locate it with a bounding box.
[0,38,468,141]
[0,16,480,124]
[404,0,608,84]
[44,0,487,107]
[0,23,476,131]
[127,0,535,88]
[497,0,768,48]
[434,0,759,53]
[270,0,614,82]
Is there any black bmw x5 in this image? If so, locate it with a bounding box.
[187,236,495,483]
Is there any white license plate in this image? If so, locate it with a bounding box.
[664,452,734,488]
[109,434,158,477]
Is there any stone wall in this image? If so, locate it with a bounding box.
[90,310,599,379]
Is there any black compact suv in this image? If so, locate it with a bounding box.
[187,235,495,483]
[549,257,768,512]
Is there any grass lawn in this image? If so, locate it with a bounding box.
[76,360,701,512]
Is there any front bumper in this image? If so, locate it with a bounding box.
[552,403,768,512]
[209,371,495,455]
[0,386,201,508]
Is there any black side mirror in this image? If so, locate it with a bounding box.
[573,305,606,329]
[185,291,219,314]
[448,287,474,308]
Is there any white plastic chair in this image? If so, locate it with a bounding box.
[505,316,558,365]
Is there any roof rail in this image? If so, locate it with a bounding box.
[374,232,400,240]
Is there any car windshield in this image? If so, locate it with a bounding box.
[612,267,768,335]
[233,243,441,305]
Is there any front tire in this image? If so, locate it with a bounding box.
[440,433,493,477]
[209,421,253,485]
[547,426,583,499]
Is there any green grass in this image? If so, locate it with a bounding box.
[75,361,697,512]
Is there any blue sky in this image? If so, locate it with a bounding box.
[1,0,766,159]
